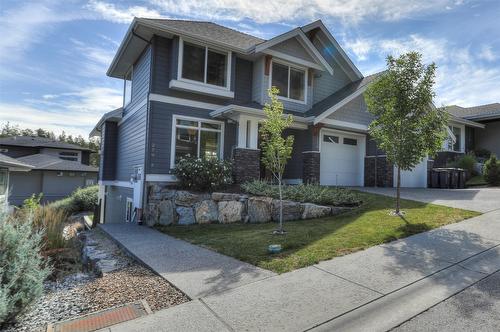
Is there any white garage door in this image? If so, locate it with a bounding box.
[320,131,364,186]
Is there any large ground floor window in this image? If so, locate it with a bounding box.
[172,116,223,167]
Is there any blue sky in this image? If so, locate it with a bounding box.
[1,0,499,137]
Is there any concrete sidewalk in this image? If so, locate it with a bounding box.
[99,209,500,332]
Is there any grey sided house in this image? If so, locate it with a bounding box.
[90,18,485,224]
[0,136,98,206]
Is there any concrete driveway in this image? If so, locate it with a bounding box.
[356,187,500,213]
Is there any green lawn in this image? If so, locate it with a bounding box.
[157,191,480,274]
[466,175,488,187]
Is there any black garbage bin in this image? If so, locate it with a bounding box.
[439,169,450,189]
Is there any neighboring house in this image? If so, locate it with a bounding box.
[446,103,500,158]
[90,18,484,224]
[0,136,98,205]
[0,153,32,211]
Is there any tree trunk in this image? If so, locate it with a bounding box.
[278,176,283,233]
[396,166,401,214]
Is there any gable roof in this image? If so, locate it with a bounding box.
[0,153,32,171]
[309,72,383,123]
[0,136,92,151]
[141,19,265,50]
[16,154,98,172]
[445,103,500,121]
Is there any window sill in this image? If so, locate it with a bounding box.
[169,79,234,99]
[277,95,307,105]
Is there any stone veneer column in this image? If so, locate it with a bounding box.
[233,148,261,184]
[364,156,394,187]
[302,151,320,184]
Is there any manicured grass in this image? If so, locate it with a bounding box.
[157,191,480,274]
[466,175,488,187]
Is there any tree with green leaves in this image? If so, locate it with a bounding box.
[260,87,294,234]
[365,52,448,215]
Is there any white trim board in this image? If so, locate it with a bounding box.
[149,93,222,110]
[320,118,369,132]
[145,174,177,182]
[99,180,134,188]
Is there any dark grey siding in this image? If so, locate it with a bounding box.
[114,44,151,181]
[100,122,118,181]
[115,105,147,181]
[0,145,39,158]
[104,185,133,224]
[8,170,97,206]
[283,128,307,179]
[147,101,237,174]
[151,36,253,106]
[124,45,151,115]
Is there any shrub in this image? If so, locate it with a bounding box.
[49,185,98,214]
[32,206,69,251]
[0,214,51,326]
[474,148,491,160]
[241,180,361,206]
[484,155,500,186]
[173,158,233,191]
[453,154,477,175]
[22,193,43,213]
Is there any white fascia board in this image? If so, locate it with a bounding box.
[449,117,485,129]
[301,20,363,80]
[320,118,369,132]
[169,79,235,99]
[145,174,177,182]
[313,86,367,125]
[254,28,333,75]
[262,49,324,71]
[107,18,138,77]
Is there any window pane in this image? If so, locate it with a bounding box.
[182,43,205,82]
[206,50,227,87]
[201,122,221,130]
[177,119,198,127]
[343,138,357,146]
[124,77,132,106]
[200,130,220,160]
[289,68,305,101]
[0,170,6,196]
[175,127,198,162]
[271,62,288,97]
[452,126,461,151]
[323,135,339,143]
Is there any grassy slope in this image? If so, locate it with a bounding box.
[158,191,479,274]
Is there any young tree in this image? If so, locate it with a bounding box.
[365,52,448,215]
[260,87,294,234]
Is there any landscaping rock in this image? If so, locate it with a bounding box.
[218,201,244,223]
[158,200,176,225]
[149,184,176,201]
[145,203,159,226]
[175,191,208,206]
[301,203,332,220]
[212,192,247,202]
[247,196,273,223]
[271,200,304,222]
[176,207,196,225]
[194,200,218,224]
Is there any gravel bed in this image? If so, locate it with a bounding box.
[4,228,188,332]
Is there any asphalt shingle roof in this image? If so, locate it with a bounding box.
[0,136,92,151]
[16,154,98,172]
[445,103,500,120]
[141,18,265,50]
[0,153,32,169]
[306,72,383,117]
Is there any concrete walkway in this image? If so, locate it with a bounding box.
[99,209,500,332]
[356,187,500,213]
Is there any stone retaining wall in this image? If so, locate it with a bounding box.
[144,184,354,226]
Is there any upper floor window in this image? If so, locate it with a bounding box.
[123,69,132,107]
[181,40,229,88]
[271,61,306,103]
[447,126,462,152]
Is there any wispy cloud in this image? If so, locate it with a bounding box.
[478,44,497,61]
[86,0,163,24]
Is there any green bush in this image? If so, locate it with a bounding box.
[173,158,233,191]
[22,193,43,213]
[454,154,477,175]
[241,180,361,206]
[49,185,98,214]
[484,155,500,186]
[0,215,51,326]
[474,148,491,160]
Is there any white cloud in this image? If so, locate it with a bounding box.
[0,86,123,137]
[86,0,163,24]
[478,45,497,61]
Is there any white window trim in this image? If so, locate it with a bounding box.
[123,67,133,108]
[125,197,133,222]
[269,59,308,105]
[170,114,225,169]
[174,37,233,98]
[444,124,465,153]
